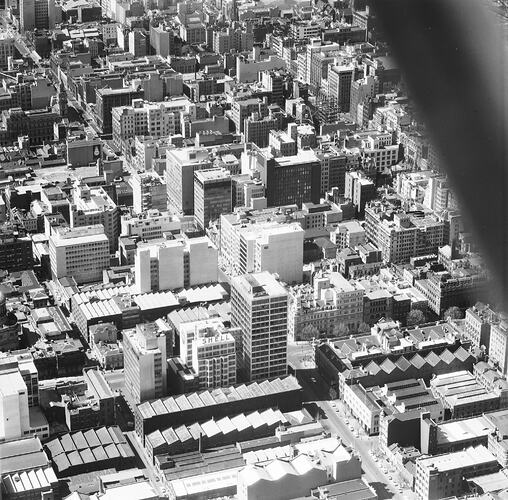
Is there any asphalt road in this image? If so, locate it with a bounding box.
[299,370,416,500]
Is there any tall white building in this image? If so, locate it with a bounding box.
[166,147,213,215]
[220,214,304,284]
[135,239,185,294]
[70,181,120,253]
[192,332,236,390]
[179,318,237,389]
[123,323,168,405]
[231,271,288,381]
[489,318,508,376]
[0,370,30,441]
[130,171,167,214]
[49,225,110,284]
[0,359,48,442]
[253,225,304,284]
[134,236,218,293]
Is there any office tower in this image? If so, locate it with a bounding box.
[0,226,33,272]
[244,111,284,148]
[128,29,147,57]
[134,236,218,292]
[193,168,232,230]
[179,318,237,389]
[0,369,30,441]
[150,25,172,58]
[20,0,35,31]
[344,171,376,217]
[134,239,185,293]
[49,225,110,284]
[0,34,15,70]
[192,331,236,390]
[95,87,145,135]
[70,181,120,253]
[231,97,268,133]
[0,352,38,407]
[260,70,285,106]
[231,271,288,381]
[166,147,213,215]
[349,75,377,123]
[123,323,168,405]
[263,150,321,207]
[131,171,167,214]
[328,63,355,113]
[220,213,304,283]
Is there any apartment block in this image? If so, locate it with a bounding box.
[231,271,288,381]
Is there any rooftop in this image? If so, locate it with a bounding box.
[417,445,497,472]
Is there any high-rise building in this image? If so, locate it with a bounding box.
[134,236,218,293]
[260,70,285,106]
[20,0,35,31]
[0,369,30,441]
[263,150,321,207]
[95,87,145,134]
[244,111,285,148]
[70,181,120,253]
[0,356,48,441]
[345,171,376,217]
[219,212,304,283]
[123,323,168,405]
[166,147,213,215]
[0,34,15,70]
[489,318,508,376]
[150,25,172,58]
[0,226,33,272]
[231,271,288,381]
[128,29,147,57]
[0,293,20,356]
[179,318,237,389]
[131,171,167,214]
[365,201,449,264]
[194,168,232,230]
[49,225,110,284]
[134,239,185,293]
[231,97,268,133]
[192,331,236,390]
[328,63,354,113]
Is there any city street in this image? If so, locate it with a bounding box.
[299,370,417,500]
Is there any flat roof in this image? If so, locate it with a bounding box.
[437,416,490,445]
[417,445,497,472]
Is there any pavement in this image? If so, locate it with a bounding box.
[125,431,165,496]
[298,369,418,500]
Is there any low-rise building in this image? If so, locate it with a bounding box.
[414,445,499,500]
[288,271,364,340]
[430,371,501,419]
